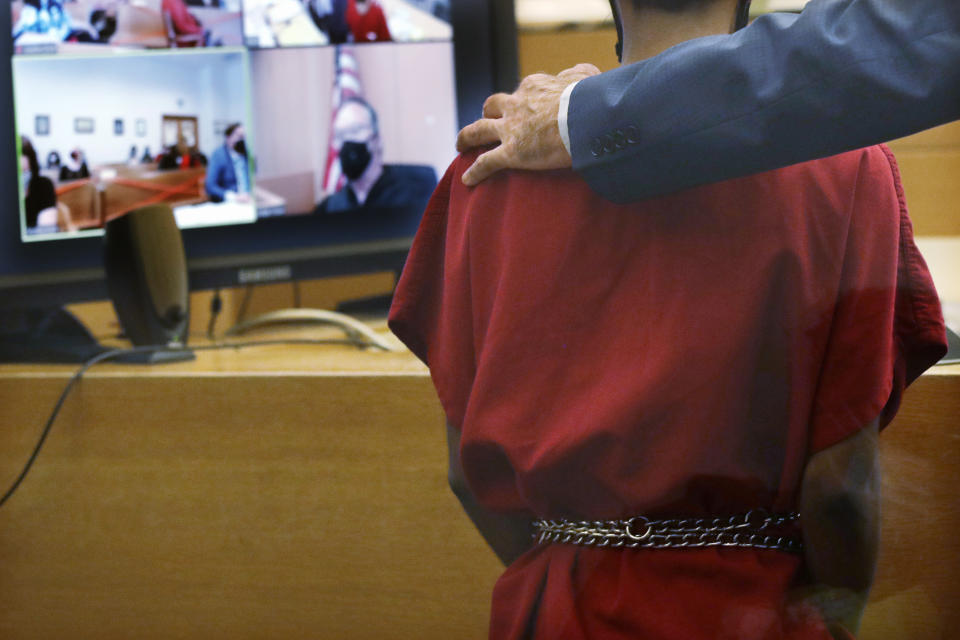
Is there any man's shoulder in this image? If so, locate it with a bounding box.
[316,188,351,214]
[448,150,585,197]
[798,144,894,173]
[381,163,438,184]
[767,144,899,199]
[375,164,439,201]
[210,145,233,165]
[452,144,897,206]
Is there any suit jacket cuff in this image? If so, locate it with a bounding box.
[558,80,577,156]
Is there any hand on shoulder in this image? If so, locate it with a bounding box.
[456,64,600,186]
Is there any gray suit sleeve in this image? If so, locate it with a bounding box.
[569,0,960,203]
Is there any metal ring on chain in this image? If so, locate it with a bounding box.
[533,510,802,553]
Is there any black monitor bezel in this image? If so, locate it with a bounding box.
[0,0,517,310]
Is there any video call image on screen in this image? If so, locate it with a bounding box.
[14,49,256,241]
[8,0,456,246]
[251,42,456,222]
[10,0,245,55]
[241,0,450,48]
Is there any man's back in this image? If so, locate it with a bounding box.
[389,146,945,639]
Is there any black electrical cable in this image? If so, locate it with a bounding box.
[207,288,223,340]
[0,346,146,509]
[0,335,387,510]
[236,284,255,324]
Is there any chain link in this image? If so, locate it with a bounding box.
[533,510,802,553]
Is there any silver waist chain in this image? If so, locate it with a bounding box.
[533,509,802,553]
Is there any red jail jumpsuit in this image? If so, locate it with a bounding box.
[388,145,947,640]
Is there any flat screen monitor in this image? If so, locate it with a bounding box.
[0,0,517,311]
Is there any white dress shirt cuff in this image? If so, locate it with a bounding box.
[558,80,578,157]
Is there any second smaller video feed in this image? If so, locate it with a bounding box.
[11,0,244,56]
[242,0,450,49]
[13,49,257,240]
[249,42,457,227]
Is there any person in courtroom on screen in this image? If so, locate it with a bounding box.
[388,0,949,638]
[205,123,251,203]
[20,136,69,232]
[315,97,436,215]
[307,0,350,44]
[58,148,90,182]
[45,150,61,171]
[13,0,73,43]
[345,0,391,42]
[162,0,207,46]
[455,0,960,203]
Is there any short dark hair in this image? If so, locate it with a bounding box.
[224,122,242,139]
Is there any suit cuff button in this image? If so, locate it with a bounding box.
[603,133,617,154]
[613,129,626,150]
[590,139,604,158]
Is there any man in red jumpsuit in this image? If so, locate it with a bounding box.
[388,0,948,638]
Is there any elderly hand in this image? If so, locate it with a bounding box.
[456,63,601,186]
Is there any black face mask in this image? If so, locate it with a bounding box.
[339,141,372,180]
[233,139,247,157]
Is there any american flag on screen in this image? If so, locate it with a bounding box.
[322,46,364,197]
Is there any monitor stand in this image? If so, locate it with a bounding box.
[0,307,108,364]
[224,308,395,351]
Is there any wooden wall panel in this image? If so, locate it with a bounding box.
[886,150,960,236]
[518,27,619,77]
[888,121,960,152]
[0,368,502,640]
[862,372,960,639]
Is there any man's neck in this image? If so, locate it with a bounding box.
[619,2,737,65]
